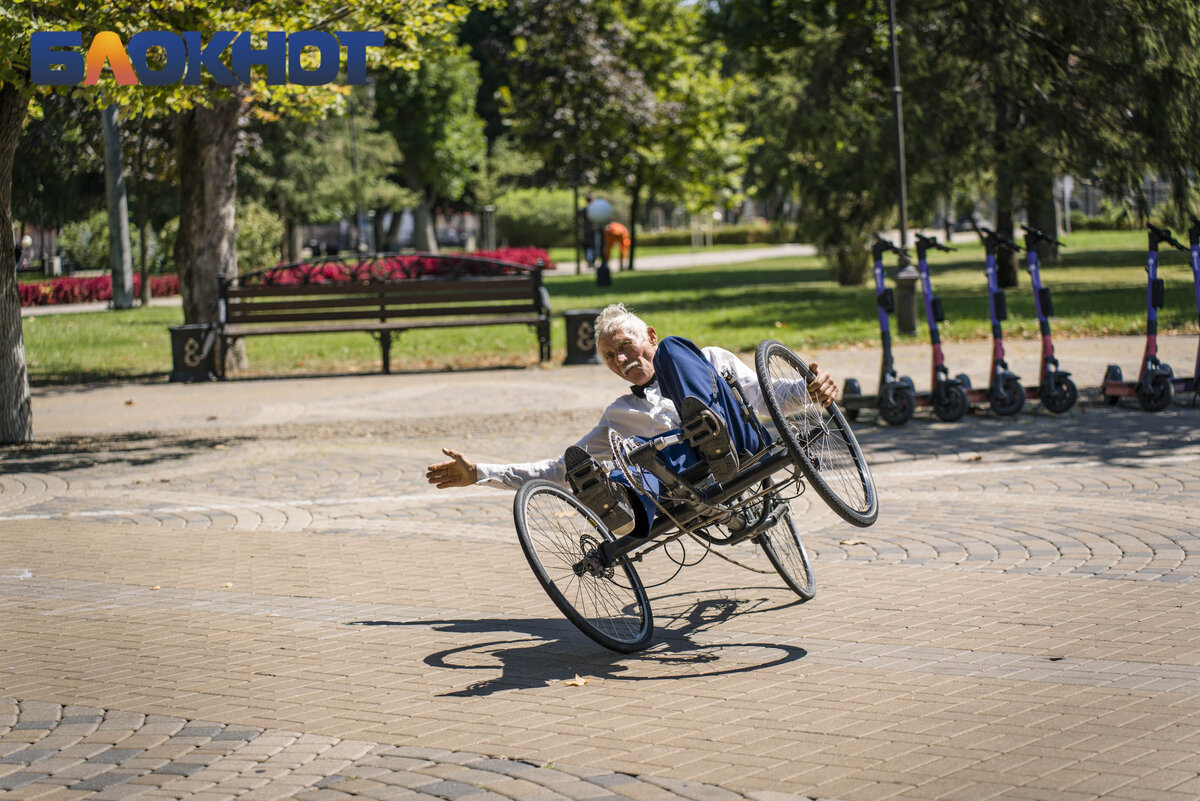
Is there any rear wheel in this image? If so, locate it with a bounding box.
[842,378,862,421]
[989,375,1025,416]
[514,480,653,652]
[1103,365,1123,405]
[755,483,815,600]
[755,340,878,527]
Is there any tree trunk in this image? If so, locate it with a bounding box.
[413,191,438,253]
[175,96,245,372]
[0,83,32,443]
[993,95,1018,288]
[101,104,134,309]
[139,216,151,306]
[1024,169,1060,262]
[385,209,403,251]
[627,180,641,271]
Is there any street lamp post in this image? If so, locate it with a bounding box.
[888,0,918,335]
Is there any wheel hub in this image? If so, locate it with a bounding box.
[573,534,614,579]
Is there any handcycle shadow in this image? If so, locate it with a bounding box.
[350,587,807,697]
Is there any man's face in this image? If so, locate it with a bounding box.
[598,326,658,385]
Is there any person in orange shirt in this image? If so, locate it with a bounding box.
[604,221,631,271]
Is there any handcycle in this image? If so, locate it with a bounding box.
[512,340,879,652]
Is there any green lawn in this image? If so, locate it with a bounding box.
[20,229,1199,382]
[546,242,767,265]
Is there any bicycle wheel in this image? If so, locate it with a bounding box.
[755,340,878,527]
[755,483,815,600]
[514,480,653,652]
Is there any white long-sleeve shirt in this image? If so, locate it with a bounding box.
[475,346,767,490]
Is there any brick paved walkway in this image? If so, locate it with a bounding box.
[3,334,1200,801]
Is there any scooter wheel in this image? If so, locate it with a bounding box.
[1137,372,1174,412]
[879,385,915,426]
[1040,374,1078,414]
[989,375,1025,416]
[933,382,969,422]
[1102,365,1123,406]
[843,378,862,421]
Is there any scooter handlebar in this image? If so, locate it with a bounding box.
[974,223,1022,252]
[872,233,910,258]
[1147,223,1187,251]
[914,232,955,252]
[1021,225,1063,248]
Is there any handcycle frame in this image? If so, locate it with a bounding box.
[591,441,798,573]
[514,339,877,652]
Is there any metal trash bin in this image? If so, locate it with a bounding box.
[563,309,600,365]
[169,323,219,382]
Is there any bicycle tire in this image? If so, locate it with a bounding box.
[755,481,815,600]
[755,340,878,527]
[514,480,653,652]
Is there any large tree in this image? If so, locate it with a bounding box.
[0,0,482,442]
[711,0,1200,286]
[374,47,487,252]
[505,0,751,268]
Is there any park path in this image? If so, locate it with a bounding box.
[2,331,1200,801]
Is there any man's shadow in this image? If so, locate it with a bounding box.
[351,586,808,697]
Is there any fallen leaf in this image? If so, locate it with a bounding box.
[213,444,228,450]
[968,454,982,462]
[265,613,279,618]
[557,674,590,687]
[124,399,135,406]
[221,582,233,588]
[840,539,868,546]
[150,586,161,591]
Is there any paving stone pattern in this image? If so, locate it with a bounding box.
[3,351,1200,801]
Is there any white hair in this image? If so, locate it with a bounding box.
[594,303,650,344]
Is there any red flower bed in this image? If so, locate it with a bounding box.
[19,274,181,307]
[245,247,555,287]
[17,248,553,304]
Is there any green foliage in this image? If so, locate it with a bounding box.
[236,200,284,272]
[58,210,146,272]
[494,188,577,247]
[375,47,487,202]
[635,223,789,247]
[239,106,413,228]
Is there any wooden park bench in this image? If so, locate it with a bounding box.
[217,252,551,377]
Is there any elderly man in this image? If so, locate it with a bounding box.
[426,303,836,535]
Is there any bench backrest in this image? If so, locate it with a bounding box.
[220,253,548,328]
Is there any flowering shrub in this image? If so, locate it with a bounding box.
[244,247,555,287]
[18,274,181,307]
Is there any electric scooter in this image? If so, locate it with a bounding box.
[1101,223,1190,411]
[842,235,917,425]
[914,233,977,421]
[974,225,1026,415]
[1021,226,1079,413]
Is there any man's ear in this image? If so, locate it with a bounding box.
[645,326,657,345]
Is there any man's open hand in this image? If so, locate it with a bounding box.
[426,448,478,489]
